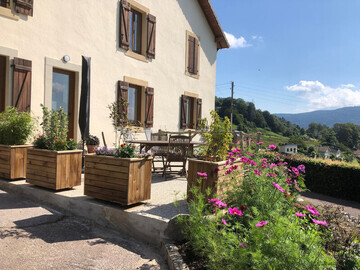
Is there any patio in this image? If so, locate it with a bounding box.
[0,172,189,246]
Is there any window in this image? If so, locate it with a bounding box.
[119,0,156,60]
[185,31,200,78]
[0,55,6,112]
[0,0,10,9]
[180,95,202,129]
[117,79,154,127]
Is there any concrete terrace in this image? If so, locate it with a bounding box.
[0,173,189,246]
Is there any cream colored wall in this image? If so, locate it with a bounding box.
[0,0,218,146]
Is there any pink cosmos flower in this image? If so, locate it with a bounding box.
[257,142,264,145]
[247,152,254,156]
[197,172,208,179]
[269,145,277,150]
[291,167,300,176]
[273,181,285,192]
[261,163,268,168]
[295,212,306,217]
[306,206,319,216]
[228,207,243,216]
[222,219,227,225]
[297,164,306,173]
[260,158,267,163]
[208,198,227,208]
[270,163,277,169]
[312,219,328,226]
[239,243,247,248]
[254,169,261,176]
[256,221,268,227]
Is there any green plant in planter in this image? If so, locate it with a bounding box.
[85,134,100,146]
[198,110,233,161]
[0,106,34,145]
[33,105,77,151]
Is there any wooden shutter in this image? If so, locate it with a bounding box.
[117,80,129,124]
[180,95,187,129]
[12,57,31,112]
[145,87,154,127]
[187,36,195,74]
[146,14,156,59]
[194,38,199,75]
[196,98,202,129]
[119,0,131,50]
[14,0,34,16]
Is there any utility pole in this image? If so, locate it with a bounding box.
[230,81,234,132]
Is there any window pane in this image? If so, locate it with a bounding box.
[128,86,137,122]
[52,72,70,114]
[0,0,10,8]
[129,12,133,50]
[130,10,142,53]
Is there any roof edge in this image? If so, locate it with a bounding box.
[197,0,230,50]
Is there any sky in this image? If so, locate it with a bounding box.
[211,0,360,114]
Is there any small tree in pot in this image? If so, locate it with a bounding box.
[85,134,100,153]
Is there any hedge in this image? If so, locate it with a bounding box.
[262,152,360,203]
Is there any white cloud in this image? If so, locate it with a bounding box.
[224,32,251,48]
[251,35,263,41]
[286,80,360,110]
[52,82,66,93]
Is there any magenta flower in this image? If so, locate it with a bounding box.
[247,152,254,156]
[254,169,261,176]
[270,163,277,169]
[306,206,319,216]
[295,212,306,217]
[273,181,285,192]
[256,221,268,227]
[228,207,243,216]
[266,173,277,178]
[269,145,277,150]
[257,142,264,145]
[197,172,208,179]
[213,167,220,173]
[312,219,328,226]
[297,164,306,173]
[239,243,247,248]
[261,163,268,168]
[208,198,227,208]
[291,167,300,176]
[222,219,227,225]
[260,158,267,163]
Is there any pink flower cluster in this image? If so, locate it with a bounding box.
[295,212,306,217]
[269,145,277,150]
[254,169,261,176]
[240,156,257,166]
[306,206,319,216]
[208,198,227,208]
[312,219,328,226]
[256,221,268,227]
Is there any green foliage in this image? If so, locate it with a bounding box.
[199,110,233,161]
[95,143,148,159]
[0,106,34,145]
[33,105,77,151]
[179,151,336,269]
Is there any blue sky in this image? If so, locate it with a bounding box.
[212,0,360,114]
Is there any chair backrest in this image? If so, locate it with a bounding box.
[167,135,190,161]
[151,132,168,141]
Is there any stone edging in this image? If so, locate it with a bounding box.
[161,240,189,270]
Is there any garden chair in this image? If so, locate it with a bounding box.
[150,132,168,173]
[163,134,190,179]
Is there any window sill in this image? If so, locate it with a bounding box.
[125,50,149,63]
[185,70,200,79]
[0,7,19,20]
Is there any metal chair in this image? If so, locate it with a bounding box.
[150,132,168,172]
[163,135,190,179]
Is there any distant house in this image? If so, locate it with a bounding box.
[314,146,341,159]
[354,150,360,159]
[279,144,298,155]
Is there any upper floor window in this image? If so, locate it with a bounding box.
[119,0,156,60]
[185,31,200,79]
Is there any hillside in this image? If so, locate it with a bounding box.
[276,106,360,128]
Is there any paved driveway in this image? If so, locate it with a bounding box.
[0,190,168,270]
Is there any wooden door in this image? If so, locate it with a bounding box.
[0,56,6,112]
[52,68,75,139]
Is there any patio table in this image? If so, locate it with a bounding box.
[125,140,204,156]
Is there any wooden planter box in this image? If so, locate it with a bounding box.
[0,144,31,180]
[26,148,82,190]
[84,155,153,205]
[187,158,243,201]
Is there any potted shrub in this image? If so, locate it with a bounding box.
[26,105,82,190]
[84,144,153,205]
[0,106,34,180]
[187,110,239,200]
[86,134,99,153]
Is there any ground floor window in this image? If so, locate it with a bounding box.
[0,55,6,112]
[180,94,202,130]
[127,84,142,123]
[0,0,10,9]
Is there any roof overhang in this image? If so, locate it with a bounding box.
[197,0,230,50]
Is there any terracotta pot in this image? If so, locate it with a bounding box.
[87,144,98,153]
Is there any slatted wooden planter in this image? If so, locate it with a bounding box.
[187,158,243,201]
[84,155,153,205]
[0,145,31,180]
[26,148,82,190]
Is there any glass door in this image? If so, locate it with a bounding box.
[52,68,75,139]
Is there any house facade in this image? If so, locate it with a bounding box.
[0,0,228,144]
[279,144,298,155]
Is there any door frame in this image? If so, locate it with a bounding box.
[44,57,81,142]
